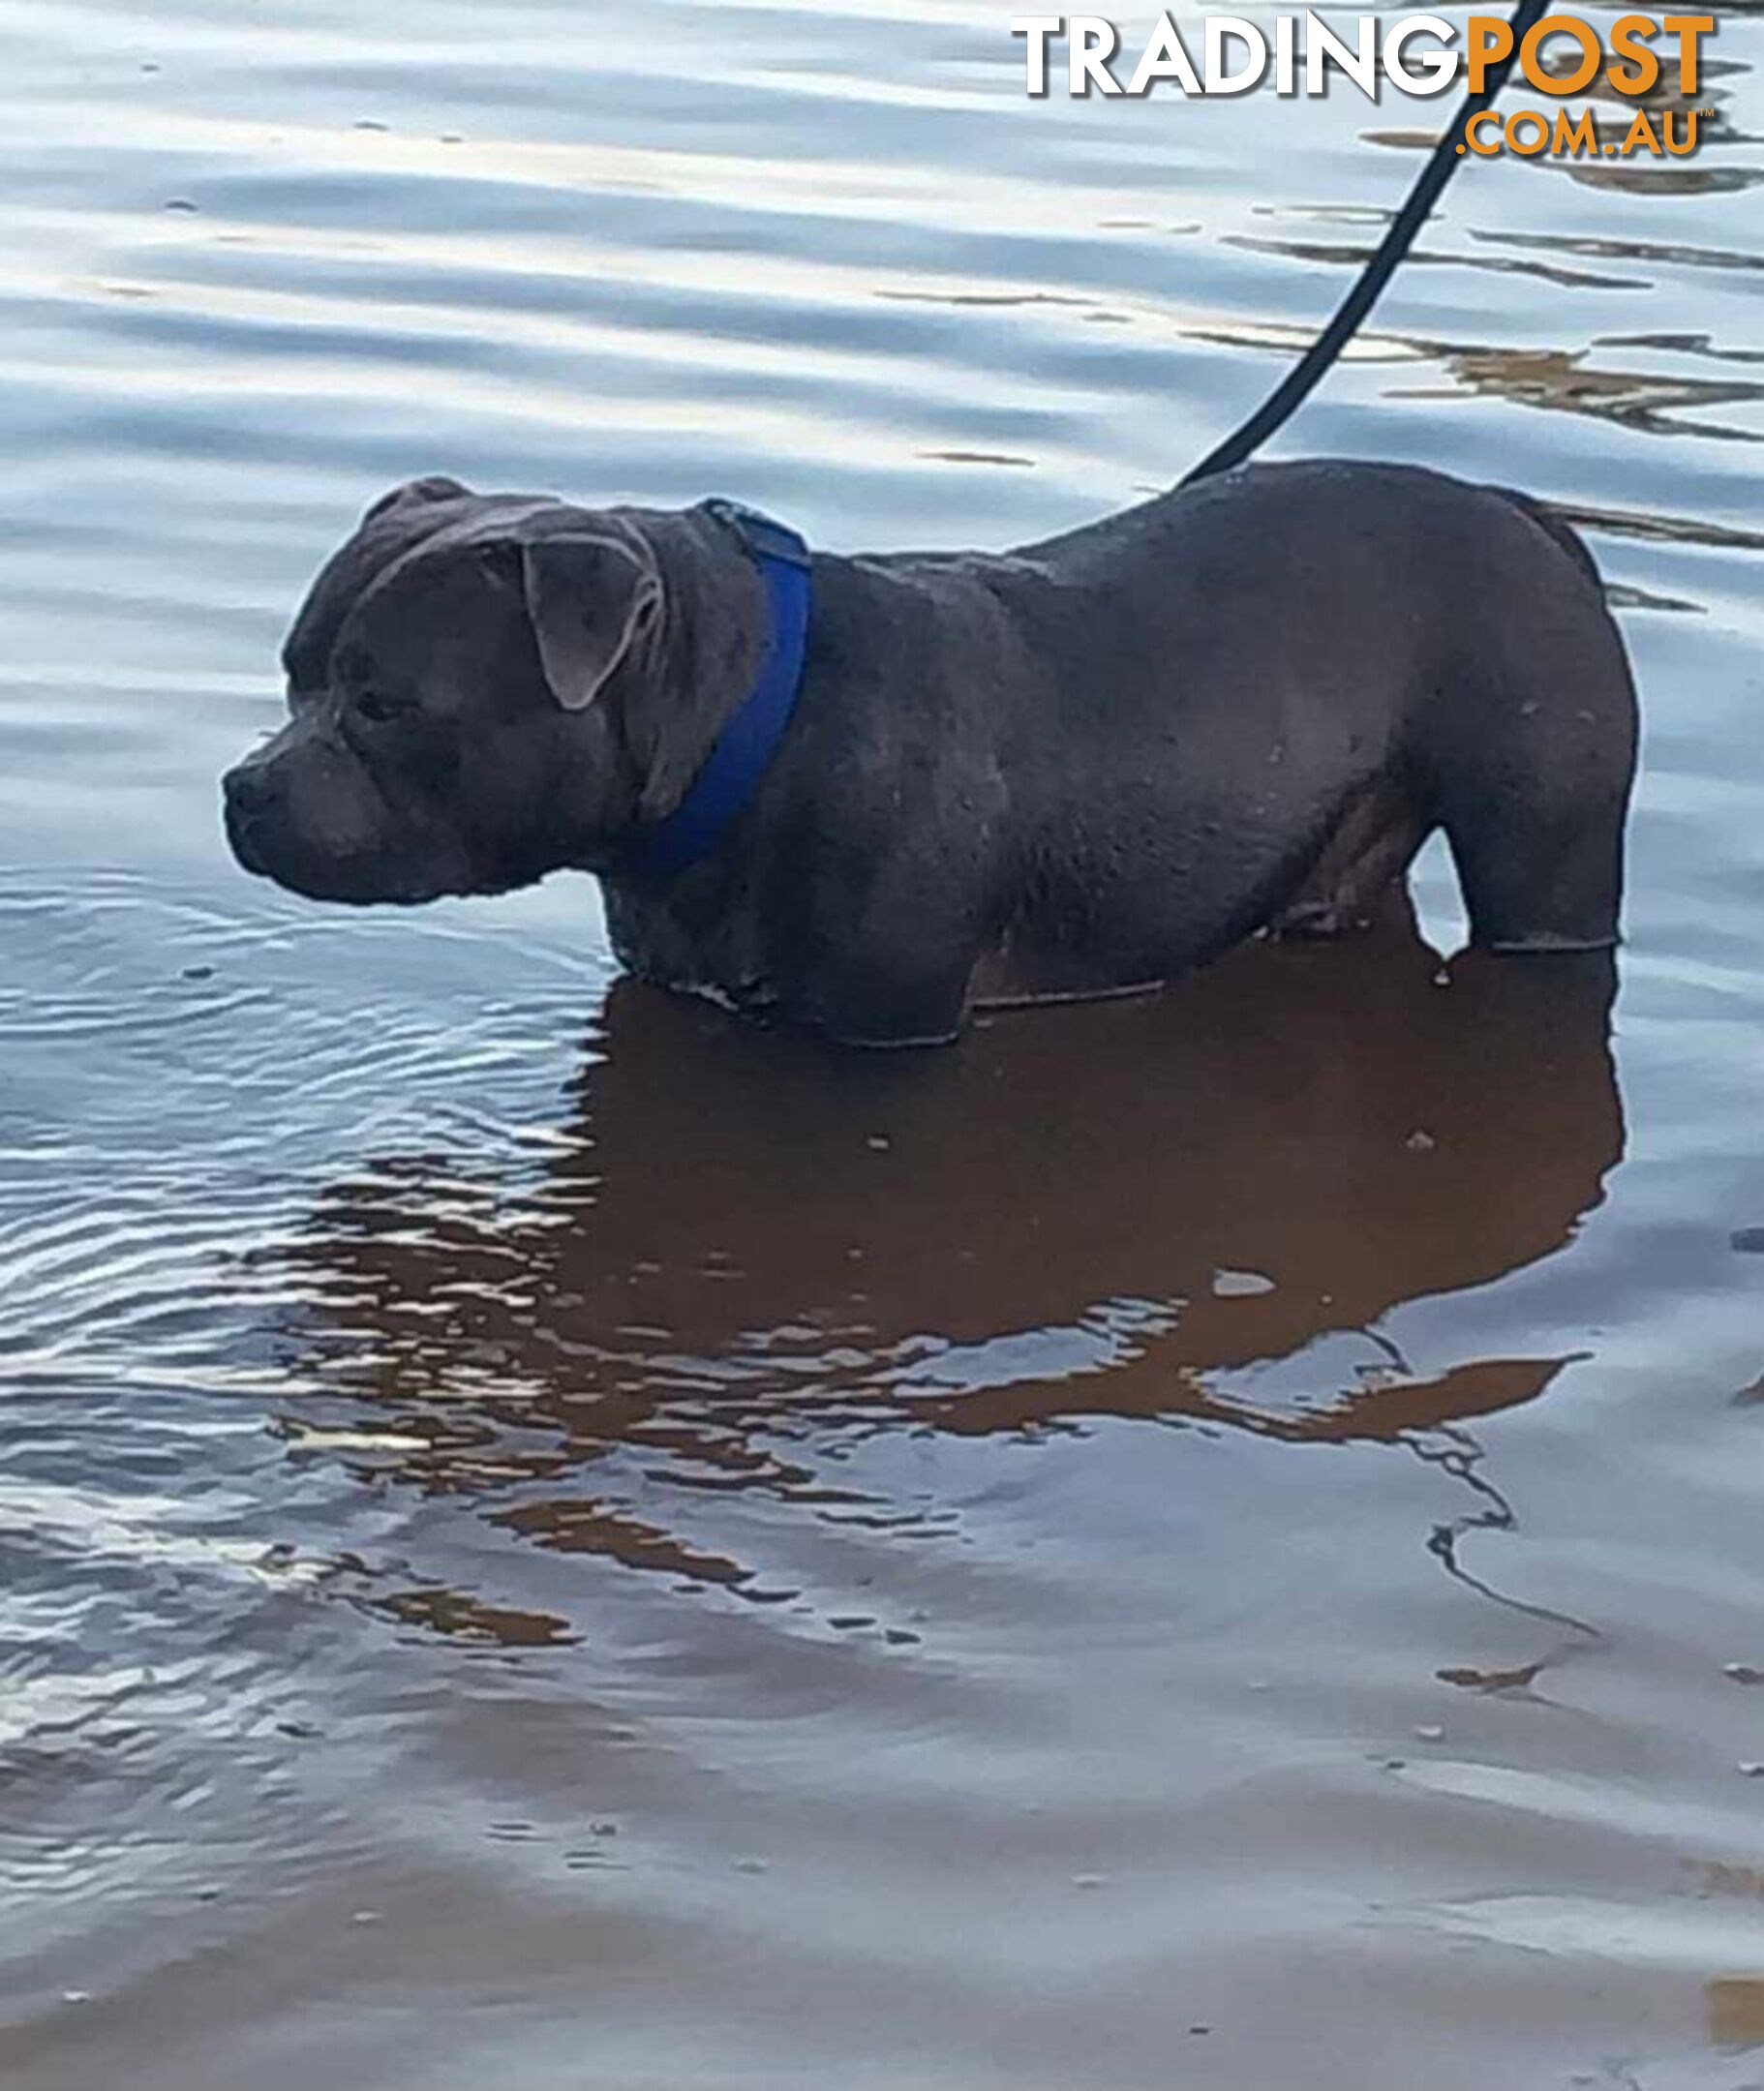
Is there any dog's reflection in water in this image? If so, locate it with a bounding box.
[276,928,1623,1601]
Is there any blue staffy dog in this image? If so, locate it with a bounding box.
[224,461,1637,1046]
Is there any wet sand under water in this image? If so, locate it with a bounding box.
[4,4,1764,2087]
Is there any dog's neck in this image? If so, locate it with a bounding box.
[607,506,775,844]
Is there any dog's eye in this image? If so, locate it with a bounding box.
[353,686,416,725]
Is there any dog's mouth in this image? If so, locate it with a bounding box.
[221,764,469,906]
[228,843,461,907]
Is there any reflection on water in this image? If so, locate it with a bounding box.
[1709,1975,1764,2048]
[1406,340,1764,444]
[1181,307,1764,442]
[251,932,1630,1676]
[272,934,1623,1563]
[4,1,1764,2086]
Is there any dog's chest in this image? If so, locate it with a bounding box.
[600,874,777,1013]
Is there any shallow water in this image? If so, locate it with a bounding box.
[4,3,1764,2085]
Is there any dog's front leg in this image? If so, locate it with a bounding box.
[798,941,975,1049]
[777,793,1001,1047]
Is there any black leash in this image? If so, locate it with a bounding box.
[1182,0,1553,484]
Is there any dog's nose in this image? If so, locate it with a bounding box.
[223,761,281,820]
[222,761,287,873]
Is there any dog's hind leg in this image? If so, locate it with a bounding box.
[1420,495,1638,955]
[1433,662,1637,955]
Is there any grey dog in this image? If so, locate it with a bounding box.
[223,461,1637,1046]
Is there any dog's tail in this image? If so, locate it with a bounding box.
[1495,490,1604,593]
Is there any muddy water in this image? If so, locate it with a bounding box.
[4,3,1764,2085]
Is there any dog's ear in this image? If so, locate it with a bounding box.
[361,475,471,527]
[519,534,663,712]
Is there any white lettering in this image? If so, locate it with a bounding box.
[1205,16,1269,93]
[1127,13,1204,94]
[1384,15,1459,94]
[1016,15,1483,101]
[1070,15,1124,95]
[1011,15,1064,96]
[1305,12,1378,96]
[1274,14,1298,93]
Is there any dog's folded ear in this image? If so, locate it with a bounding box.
[360,475,472,527]
[519,534,664,712]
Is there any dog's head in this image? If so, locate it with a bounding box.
[223,476,716,904]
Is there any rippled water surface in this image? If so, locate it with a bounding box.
[5,3,1764,2085]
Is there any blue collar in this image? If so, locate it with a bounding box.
[619,498,811,883]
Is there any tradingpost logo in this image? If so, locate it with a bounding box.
[1013,13,1717,157]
